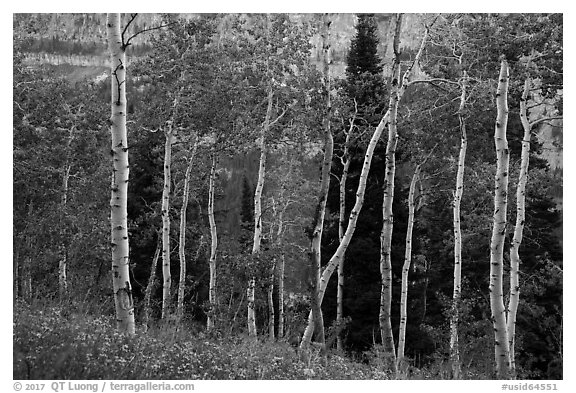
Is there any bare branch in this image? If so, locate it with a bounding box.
[123,17,176,49]
[530,116,563,128]
[121,13,139,49]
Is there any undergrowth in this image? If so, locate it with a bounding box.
[13,301,387,380]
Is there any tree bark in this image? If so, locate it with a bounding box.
[337,108,355,352]
[58,163,71,299]
[107,13,135,334]
[507,78,531,377]
[278,253,285,338]
[177,134,198,321]
[397,164,422,369]
[143,234,161,331]
[379,56,400,372]
[248,87,273,337]
[450,72,468,379]
[378,14,405,373]
[207,153,218,331]
[267,261,275,340]
[299,16,332,362]
[161,127,175,320]
[489,59,511,379]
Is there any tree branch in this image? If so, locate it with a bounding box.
[530,116,563,128]
[122,14,176,49]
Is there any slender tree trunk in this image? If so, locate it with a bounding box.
[207,153,218,331]
[450,73,468,379]
[489,59,511,379]
[507,78,531,378]
[300,15,429,352]
[58,163,71,299]
[278,253,285,338]
[267,261,275,340]
[379,14,431,374]
[303,116,333,358]
[177,135,198,321]
[249,88,273,338]
[300,15,332,361]
[161,128,175,320]
[397,164,422,369]
[22,233,33,303]
[337,112,354,352]
[143,234,161,331]
[378,14,405,372]
[107,13,135,334]
[379,60,400,372]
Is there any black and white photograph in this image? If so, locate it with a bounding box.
[12,9,564,385]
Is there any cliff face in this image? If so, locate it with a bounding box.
[16,13,427,77]
[15,12,562,201]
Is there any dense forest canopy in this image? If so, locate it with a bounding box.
[13,13,562,381]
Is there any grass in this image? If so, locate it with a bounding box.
[13,302,388,380]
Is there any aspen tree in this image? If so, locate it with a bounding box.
[267,261,275,340]
[160,125,175,319]
[269,156,297,339]
[278,253,286,338]
[396,166,420,370]
[489,59,511,379]
[336,104,356,351]
[300,14,429,348]
[506,78,530,377]
[397,145,434,371]
[248,88,273,337]
[177,134,198,321]
[450,72,468,379]
[58,124,74,298]
[379,40,401,372]
[300,14,332,359]
[107,13,135,334]
[207,153,218,330]
[143,234,161,331]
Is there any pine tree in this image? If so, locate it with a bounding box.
[346,14,383,78]
[345,14,386,122]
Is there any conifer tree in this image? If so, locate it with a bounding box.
[345,14,386,122]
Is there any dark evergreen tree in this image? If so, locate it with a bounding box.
[238,174,255,250]
[346,14,383,78]
[345,14,386,121]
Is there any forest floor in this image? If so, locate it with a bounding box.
[13,301,388,380]
[13,301,480,380]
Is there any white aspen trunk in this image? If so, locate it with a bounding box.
[337,116,354,352]
[300,114,392,346]
[161,128,175,320]
[450,73,468,379]
[207,153,218,331]
[379,60,400,371]
[267,261,275,340]
[278,253,285,338]
[507,78,531,377]
[248,88,273,337]
[302,118,333,355]
[489,59,511,379]
[107,13,135,334]
[379,15,405,372]
[22,233,33,303]
[59,163,71,298]
[397,165,421,368]
[301,15,428,353]
[300,15,332,359]
[177,135,198,321]
[143,234,161,331]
